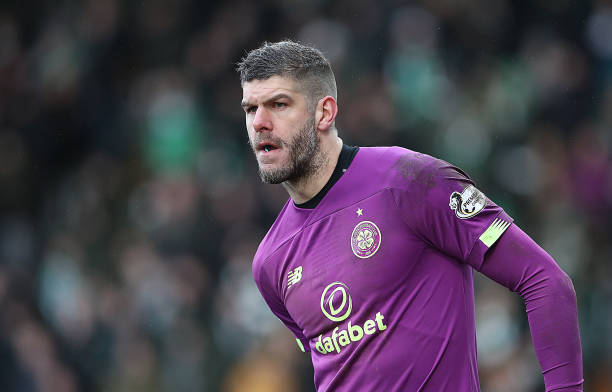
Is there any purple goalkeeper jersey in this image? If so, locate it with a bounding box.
[252,147,514,391]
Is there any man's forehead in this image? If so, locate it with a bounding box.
[242,75,300,102]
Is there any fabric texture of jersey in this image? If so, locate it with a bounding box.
[252,146,513,391]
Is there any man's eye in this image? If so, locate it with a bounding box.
[246,106,257,113]
[273,102,287,109]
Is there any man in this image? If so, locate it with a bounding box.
[238,40,583,391]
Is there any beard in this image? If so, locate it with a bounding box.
[250,115,322,184]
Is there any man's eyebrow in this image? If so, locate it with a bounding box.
[266,93,293,102]
[241,93,293,108]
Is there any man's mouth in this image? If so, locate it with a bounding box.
[257,141,280,153]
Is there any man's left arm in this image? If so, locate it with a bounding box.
[479,223,583,392]
[392,155,584,390]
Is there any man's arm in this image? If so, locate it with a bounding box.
[389,153,583,389]
[479,223,583,391]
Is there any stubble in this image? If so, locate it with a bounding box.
[252,115,324,185]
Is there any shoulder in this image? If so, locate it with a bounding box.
[358,147,478,214]
[356,146,461,189]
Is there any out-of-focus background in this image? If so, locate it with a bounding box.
[0,0,610,391]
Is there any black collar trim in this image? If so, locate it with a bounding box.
[294,144,359,209]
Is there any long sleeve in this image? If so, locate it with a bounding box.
[388,153,583,389]
[479,223,583,391]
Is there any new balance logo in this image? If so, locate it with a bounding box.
[287,266,303,288]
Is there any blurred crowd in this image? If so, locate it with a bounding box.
[0,0,611,391]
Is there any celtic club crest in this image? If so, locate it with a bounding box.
[351,220,382,259]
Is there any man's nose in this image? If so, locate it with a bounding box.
[252,107,272,132]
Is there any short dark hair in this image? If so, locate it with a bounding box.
[237,40,337,109]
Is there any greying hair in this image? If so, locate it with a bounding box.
[237,40,337,110]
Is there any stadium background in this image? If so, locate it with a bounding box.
[0,0,610,391]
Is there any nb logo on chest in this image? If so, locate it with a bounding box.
[287,266,303,288]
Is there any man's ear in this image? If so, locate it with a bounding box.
[315,96,338,132]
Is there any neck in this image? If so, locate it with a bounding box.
[283,136,343,204]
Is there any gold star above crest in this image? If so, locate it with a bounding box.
[356,208,363,217]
